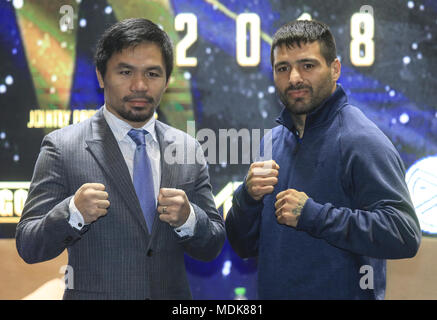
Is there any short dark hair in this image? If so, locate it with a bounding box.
[94,18,174,82]
[270,20,337,66]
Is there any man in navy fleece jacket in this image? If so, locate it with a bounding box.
[225,20,421,299]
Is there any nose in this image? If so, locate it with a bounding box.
[130,74,148,92]
[288,67,303,86]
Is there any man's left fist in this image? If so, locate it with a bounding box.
[157,188,191,227]
[274,189,309,228]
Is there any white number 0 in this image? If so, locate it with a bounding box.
[236,13,261,67]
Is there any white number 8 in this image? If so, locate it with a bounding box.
[350,13,375,66]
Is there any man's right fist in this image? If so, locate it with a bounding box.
[246,160,280,201]
[74,183,110,224]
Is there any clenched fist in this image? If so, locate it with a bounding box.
[157,188,191,228]
[246,160,280,201]
[74,183,110,224]
[274,189,309,228]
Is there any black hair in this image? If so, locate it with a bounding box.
[270,20,337,66]
[94,18,174,82]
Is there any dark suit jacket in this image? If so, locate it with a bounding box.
[15,108,225,300]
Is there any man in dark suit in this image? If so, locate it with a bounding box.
[15,18,225,300]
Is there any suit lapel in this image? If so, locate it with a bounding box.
[155,120,179,189]
[85,108,150,235]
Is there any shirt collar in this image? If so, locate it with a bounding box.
[102,105,158,143]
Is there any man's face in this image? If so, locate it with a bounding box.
[96,42,169,128]
[273,41,340,116]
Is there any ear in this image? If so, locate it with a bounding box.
[330,58,341,82]
[164,76,170,91]
[95,68,104,89]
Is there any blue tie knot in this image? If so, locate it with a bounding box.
[128,129,148,146]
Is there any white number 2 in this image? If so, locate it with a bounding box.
[175,13,198,67]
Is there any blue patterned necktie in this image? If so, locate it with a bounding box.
[128,129,156,233]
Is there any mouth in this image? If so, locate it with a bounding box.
[287,89,309,99]
[126,99,152,107]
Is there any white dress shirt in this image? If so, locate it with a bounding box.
[68,105,196,237]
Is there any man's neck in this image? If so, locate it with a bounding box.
[291,114,306,138]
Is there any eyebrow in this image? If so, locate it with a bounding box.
[115,62,133,69]
[274,61,290,69]
[274,58,320,69]
[115,62,164,73]
[296,58,320,64]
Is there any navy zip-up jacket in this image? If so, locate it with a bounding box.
[226,84,421,299]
